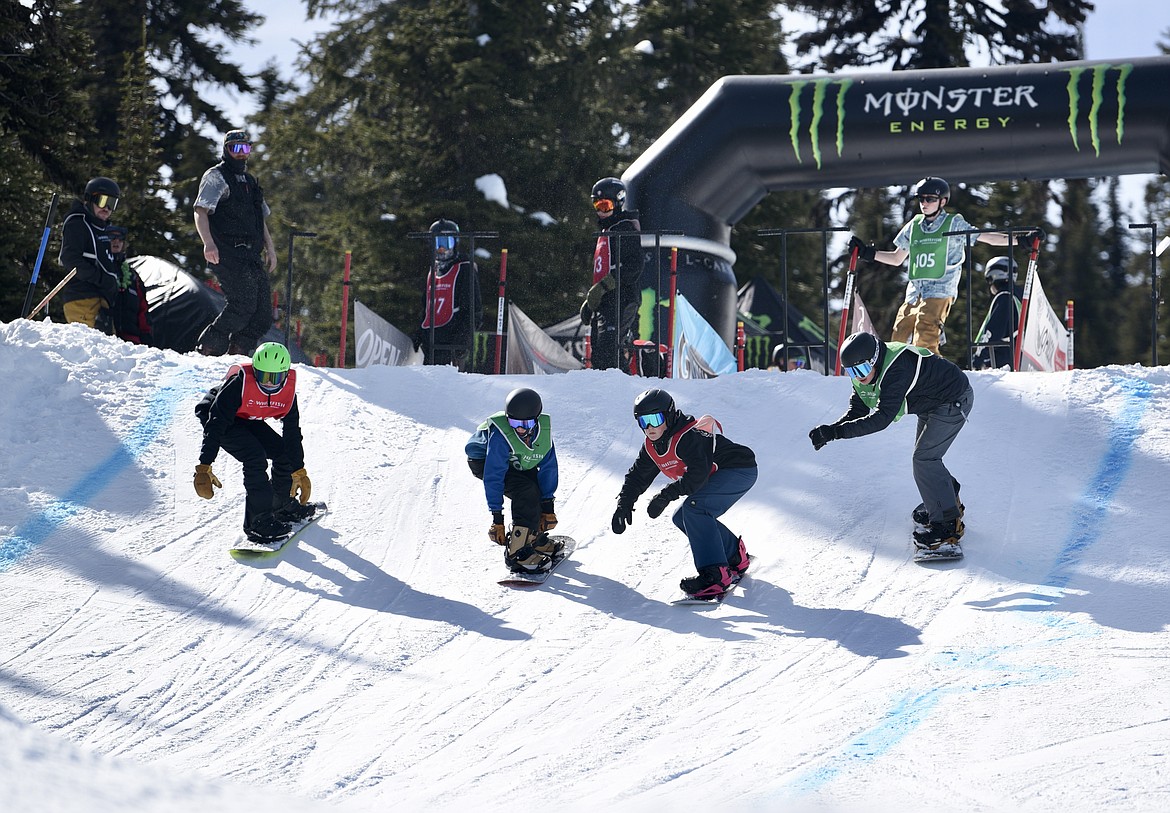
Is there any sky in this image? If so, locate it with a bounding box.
[2,319,1170,812]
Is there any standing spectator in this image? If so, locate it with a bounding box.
[808,332,972,556]
[193,129,277,356]
[194,342,320,542]
[848,177,1035,355]
[58,176,120,332]
[611,389,758,600]
[579,177,644,371]
[465,387,563,574]
[971,256,1024,370]
[413,218,482,369]
[106,225,153,346]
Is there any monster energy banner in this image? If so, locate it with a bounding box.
[737,276,833,372]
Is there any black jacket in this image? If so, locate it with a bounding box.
[598,211,644,317]
[972,284,1023,370]
[58,201,118,306]
[415,252,483,347]
[835,348,970,439]
[618,411,756,506]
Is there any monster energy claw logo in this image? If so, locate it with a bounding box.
[787,78,853,169]
[1063,62,1132,156]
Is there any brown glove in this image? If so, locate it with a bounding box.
[193,464,221,499]
[290,468,312,504]
[489,512,507,545]
[539,512,558,533]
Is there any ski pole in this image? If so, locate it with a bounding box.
[27,268,77,320]
[20,192,61,318]
[834,246,859,375]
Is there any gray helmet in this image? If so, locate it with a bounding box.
[912,176,950,200]
[505,387,542,420]
[840,332,882,369]
[983,256,1017,283]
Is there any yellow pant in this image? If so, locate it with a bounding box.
[891,296,953,355]
[63,297,106,328]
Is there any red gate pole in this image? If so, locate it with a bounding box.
[834,246,859,376]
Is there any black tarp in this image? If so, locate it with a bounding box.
[130,255,310,362]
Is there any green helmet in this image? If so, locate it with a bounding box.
[252,342,291,391]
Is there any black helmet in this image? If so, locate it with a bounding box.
[912,176,950,200]
[983,256,1017,284]
[84,177,120,210]
[429,218,459,261]
[505,387,542,420]
[633,388,674,417]
[591,177,626,207]
[840,332,882,369]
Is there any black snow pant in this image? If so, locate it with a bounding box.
[467,459,541,531]
[220,419,297,531]
[198,254,273,356]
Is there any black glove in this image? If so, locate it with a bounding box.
[647,491,673,519]
[579,300,593,323]
[611,502,634,535]
[848,235,877,262]
[1023,227,1046,244]
[411,331,422,352]
[809,424,838,451]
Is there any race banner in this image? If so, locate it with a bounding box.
[353,300,423,368]
[506,303,583,374]
[672,293,737,379]
[1018,273,1069,372]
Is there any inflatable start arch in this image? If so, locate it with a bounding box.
[624,57,1170,344]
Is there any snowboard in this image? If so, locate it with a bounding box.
[229,503,328,562]
[912,541,963,563]
[498,536,576,587]
[671,557,753,606]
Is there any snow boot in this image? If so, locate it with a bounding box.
[912,480,964,526]
[505,526,551,574]
[727,537,750,577]
[274,499,319,524]
[912,517,965,551]
[680,565,733,599]
[245,511,293,543]
[531,531,564,558]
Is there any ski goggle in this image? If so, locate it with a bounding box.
[254,368,288,390]
[92,194,119,211]
[434,235,456,253]
[636,411,666,430]
[592,198,615,214]
[846,361,874,380]
[508,417,536,430]
[228,142,252,156]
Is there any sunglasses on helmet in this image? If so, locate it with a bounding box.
[592,198,615,214]
[92,194,119,211]
[636,411,666,430]
[228,142,252,156]
[508,417,537,430]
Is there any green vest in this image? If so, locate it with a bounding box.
[850,342,930,422]
[487,412,553,470]
[907,213,955,280]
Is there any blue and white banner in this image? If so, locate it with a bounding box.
[672,293,737,378]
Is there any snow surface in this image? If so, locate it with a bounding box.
[2,319,1169,813]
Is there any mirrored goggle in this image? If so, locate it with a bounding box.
[93,194,119,211]
[592,198,615,214]
[637,411,666,429]
[508,417,536,430]
[434,236,456,252]
[255,369,287,388]
[846,361,874,380]
[228,142,252,156]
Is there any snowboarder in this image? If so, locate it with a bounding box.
[809,331,972,555]
[58,176,120,332]
[971,256,1024,370]
[466,387,563,574]
[579,177,644,371]
[848,176,1036,355]
[194,341,318,542]
[611,388,758,599]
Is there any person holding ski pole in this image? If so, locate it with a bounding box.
[194,341,319,542]
[611,388,758,600]
[465,387,563,574]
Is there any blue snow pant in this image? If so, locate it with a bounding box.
[669,466,758,570]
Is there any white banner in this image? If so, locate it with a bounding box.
[1019,272,1069,372]
[506,303,582,374]
[353,300,423,368]
[671,293,737,379]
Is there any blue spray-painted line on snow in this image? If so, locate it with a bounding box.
[1047,376,1151,590]
[0,380,194,572]
[780,375,1152,798]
